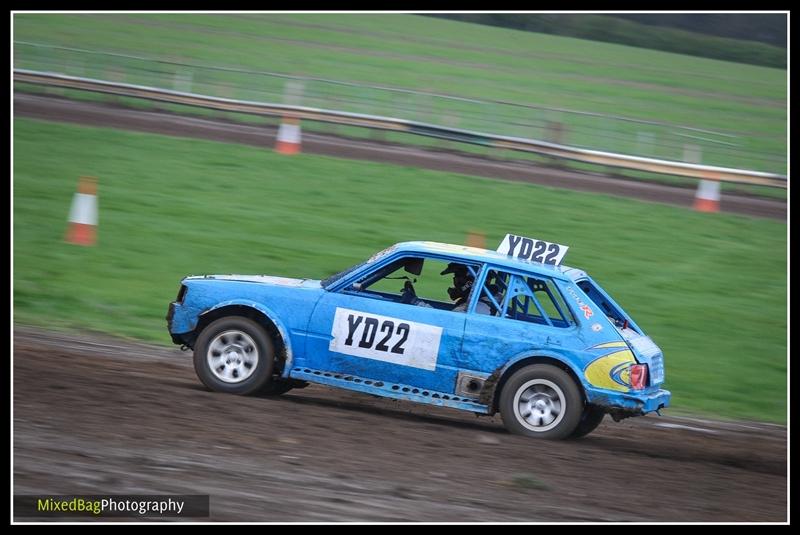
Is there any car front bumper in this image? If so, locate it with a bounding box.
[166,301,196,346]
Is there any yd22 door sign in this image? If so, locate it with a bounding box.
[329,308,443,371]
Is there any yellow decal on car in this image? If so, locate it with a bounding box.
[584,350,636,392]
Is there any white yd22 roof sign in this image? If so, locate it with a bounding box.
[497,234,570,266]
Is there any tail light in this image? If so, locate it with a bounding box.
[630,364,648,390]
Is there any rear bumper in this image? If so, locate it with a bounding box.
[634,388,671,413]
[586,387,671,415]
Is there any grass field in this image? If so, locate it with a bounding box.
[13,81,789,202]
[13,13,786,174]
[13,118,787,423]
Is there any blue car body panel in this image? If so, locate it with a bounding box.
[168,275,325,372]
[167,241,671,417]
[303,291,466,393]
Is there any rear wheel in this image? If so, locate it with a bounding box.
[193,316,274,395]
[569,405,605,439]
[499,364,583,440]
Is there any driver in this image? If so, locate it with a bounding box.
[441,263,492,314]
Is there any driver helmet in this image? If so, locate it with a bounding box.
[441,263,474,301]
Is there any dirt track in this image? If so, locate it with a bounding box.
[13,326,787,522]
[14,93,786,221]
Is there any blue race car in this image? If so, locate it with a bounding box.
[167,234,670,439]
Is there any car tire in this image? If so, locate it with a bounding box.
[569,405,605,439]
[499,364,583,440]
[194,316,275,395]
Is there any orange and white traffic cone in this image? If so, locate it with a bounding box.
[693,179,720,213]
[65,176,98,246]
[275,117,301,155]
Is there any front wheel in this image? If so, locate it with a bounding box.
[193,316,274,395]
[499,364,583,440]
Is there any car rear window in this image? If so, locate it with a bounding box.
[576,279,639,334]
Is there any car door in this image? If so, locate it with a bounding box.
[459,267,582,374]
[303,255,476,393]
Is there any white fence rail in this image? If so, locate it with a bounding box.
[14,69,787,189]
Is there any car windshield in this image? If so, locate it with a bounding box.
[321,260,369,289]
[320,245,397,289]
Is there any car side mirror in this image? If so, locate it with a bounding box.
[351,282,363,292]
[404,258,423,276]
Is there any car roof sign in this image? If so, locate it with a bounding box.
[497,233,570,266]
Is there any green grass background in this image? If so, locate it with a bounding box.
[13,13,786,173]
[15,81,787,202]
[13,118,787,423]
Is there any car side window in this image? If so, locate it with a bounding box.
[485,269,575,327]
[345,255,479,312]
[475,269,507,316]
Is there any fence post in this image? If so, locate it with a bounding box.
[636,131,655,157]
[173,67,193,93]
[544,119,566,168]
[284,80,304,106]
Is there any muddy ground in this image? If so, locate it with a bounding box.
[13,326,787,522]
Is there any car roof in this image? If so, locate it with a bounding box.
[390,241,586,282]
